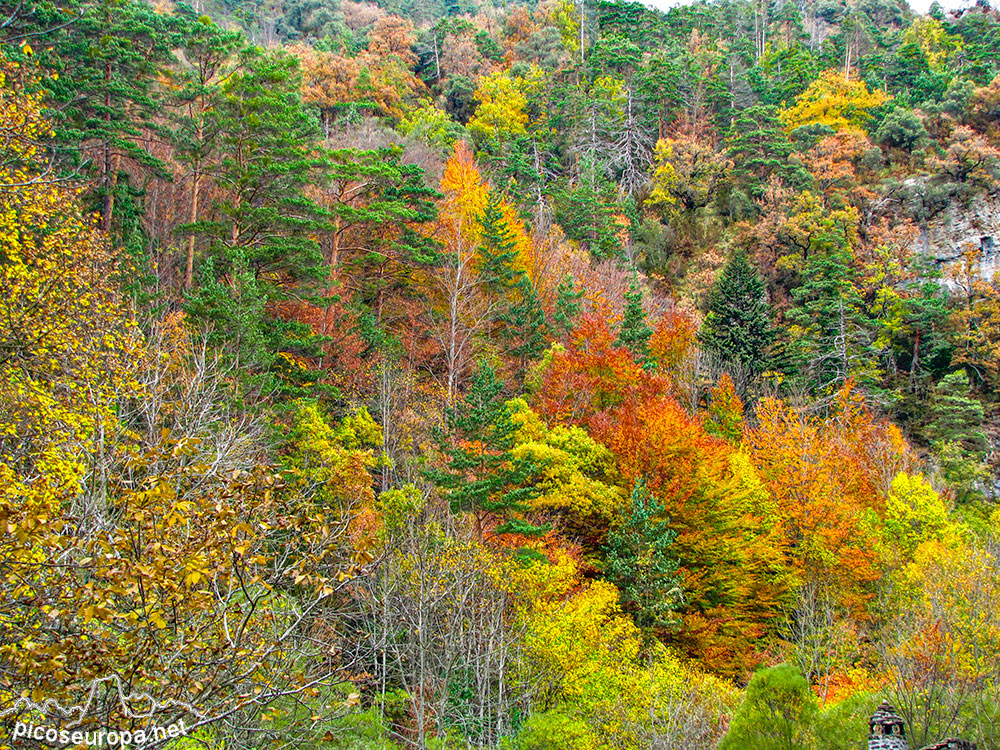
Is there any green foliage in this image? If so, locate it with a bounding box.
[718,664,819,750]
[182,46,329,383]
[429,366,547,537]
[552,175,624,260]
[815,693,879,750]
[875,107,930,152]
[785,230,879,394]
[503,274,550,367]
[553,274,584,335]
[925,371,989,500]
[513,708,597,750]
[727,105,809,202]
[24,0,179,226]
[326,146,441,316]
[927,370,988,451]
[700,249,773,378]
[616,274,653,364]
[603,478,682,630]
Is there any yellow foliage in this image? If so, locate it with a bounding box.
[285,400,378,509]
[781,69,891,132]
[525,579,643,700]
[521,578,736,749]
[883,472,958,558]
[508,399,624,525]
[647,138,680,215]
[0,51,143,483]
[903,17,963,71]
[467,67,543,142]
[501,545,581,603]
[436,141,535,276]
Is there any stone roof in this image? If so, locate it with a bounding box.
[871,700,906,726]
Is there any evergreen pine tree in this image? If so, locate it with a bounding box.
[617,273,653,363]
[477,193,520,306]
[330,147,440,321]
[503,275,549,367]
[475,190,548,367]
[184,46,328,382]
[30,0,179,232]
[726,104,810,202]
[428,366,547,538]
[553,274,584,335]
[785,241,877,393]
[171,11,243,290]
[603,478,682,630]
[927,370,988,452]
[699,249,774,379]
[927,372,990,501]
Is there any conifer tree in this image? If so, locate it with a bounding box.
[699,249,774,379]
[553,274,584,335]
[171,11,243,290]
[604,478,682,630]
[475,191,547,366]
[184,46,328,381]
[926,370,990,503]
[329,146,440,321]
[926,369,988,452]
[726,104,809,202]
[786,242,876,392]
[617,273,653,364]
[503,275,549,368]
[428,365,547,539]
[477,193,520,308]
[28,0,179,232]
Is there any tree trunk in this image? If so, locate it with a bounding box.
[185,168,201,290]
[101,61,115,232]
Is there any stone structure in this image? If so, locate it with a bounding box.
[867,701,978,750]
[869,701,909,750]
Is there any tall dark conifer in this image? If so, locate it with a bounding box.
[617,273,653,364]
[700,249,773,379]
[553,274,584,335]
[32,0,179,231]
[184,46,328,379]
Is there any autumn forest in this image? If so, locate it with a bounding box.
[2,0,1000,746]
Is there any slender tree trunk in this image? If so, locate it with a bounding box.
[330,215,340,273]
[433,33,441,81]
[185,167,201,290]
[101,61,115,232]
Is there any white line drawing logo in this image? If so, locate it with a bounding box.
[0,674,204,729]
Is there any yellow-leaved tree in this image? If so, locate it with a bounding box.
[0,54,381,746]
[467,68,544,142]
[781,69,891,133]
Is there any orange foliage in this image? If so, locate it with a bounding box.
[536,315,664,428]
[745,383,912,613]
[536,318,794,677]
[649,308,698,374]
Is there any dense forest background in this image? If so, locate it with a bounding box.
[3,0,1000,747]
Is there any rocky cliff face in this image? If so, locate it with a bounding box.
[914,192,1000,283]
